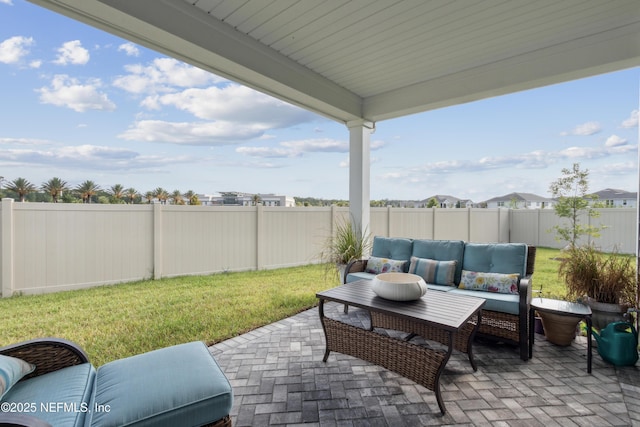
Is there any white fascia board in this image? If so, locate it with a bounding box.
[28,0,363,124]
[364,21,640,122]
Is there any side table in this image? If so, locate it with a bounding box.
[529,298,593,373]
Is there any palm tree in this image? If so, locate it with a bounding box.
[75,180,100,203]
[171,190,185,205]
[153,187,169,204]
[6,177,36,202]
[184,190,200,205]
[252,194,262,206]
[144,191,154,204]
[125,188,139,204]
[41,177,69,203]
[109,184,125,204]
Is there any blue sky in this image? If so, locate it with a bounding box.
[1,1,638,202]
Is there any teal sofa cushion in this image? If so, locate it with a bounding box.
[462,243,527,278]
[346,271,376,283]
[90,341,232,427]
[448,288,520,315]
[412,239,465,284]
[370,237,413,271]
[2,363,95,427]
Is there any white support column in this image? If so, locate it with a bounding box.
[347,120,374,240]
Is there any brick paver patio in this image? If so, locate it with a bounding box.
[210,301,640,426]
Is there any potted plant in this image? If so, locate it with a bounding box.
[318,216,371,284]
[558,244,636,330]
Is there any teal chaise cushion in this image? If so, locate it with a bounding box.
[90,341,232,427]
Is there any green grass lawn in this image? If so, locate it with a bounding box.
[0,247,569,366]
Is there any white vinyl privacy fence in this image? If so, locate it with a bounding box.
[1,198,636,297]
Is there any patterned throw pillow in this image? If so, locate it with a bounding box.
[408,257,456,286]
[365,256,406,274]
[0,354,35,399]
[459,270,520,294]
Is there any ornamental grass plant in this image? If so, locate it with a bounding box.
[558,244,636,305]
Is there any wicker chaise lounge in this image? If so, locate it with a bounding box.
[0,338,233,427]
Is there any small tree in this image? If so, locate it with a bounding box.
[548,163,602,248]
[426,198,438,208]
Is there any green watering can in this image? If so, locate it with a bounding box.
[592,322,638,366]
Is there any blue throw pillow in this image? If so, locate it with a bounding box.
[0,354,35,399]
[408,257,457,286]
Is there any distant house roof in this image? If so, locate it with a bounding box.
[483,192,553,204]
[422,195,462,203]
[590,188,637,200]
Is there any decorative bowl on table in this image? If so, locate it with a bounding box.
[371,272,427,301]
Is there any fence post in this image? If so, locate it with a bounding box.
[1,198,14,297]
[256,204,264,270]
[153,203,162,280]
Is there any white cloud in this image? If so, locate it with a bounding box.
[237,139,347,158]
[561,121,602,136]
[621,109,638,128]
[113,58,222,94]
[0,36,34,64]
[380,142,637,185]
[53,40,90,65]
[0,137,50,146]
[117,43,140,57]
[0,143,193,172]
[118,120,266,144]
[0,0,13,5]
[37,74,116,112]
[120,84,317,144]
[237,138,387,158]
[605,135,627,147]
[150,84,315,128]
[29,59,41,68]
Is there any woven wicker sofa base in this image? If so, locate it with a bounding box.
[477,310,522,344]
[205,415,232,427]
[322,317,449,415]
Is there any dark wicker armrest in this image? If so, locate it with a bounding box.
[0,338,89,379]
[0,413,52,427]
[343,259,368,284]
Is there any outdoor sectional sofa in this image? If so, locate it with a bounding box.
[344,237,536,361]
[0,338,233,427]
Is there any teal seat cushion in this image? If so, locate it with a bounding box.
[90,341,232,427]
[448,288,520,315]
[2,363,95,427]
[370,237,413,271]
[346,271,376,283]
[412,239,465,284]
[462,243,527,277]
[426,284,455,292]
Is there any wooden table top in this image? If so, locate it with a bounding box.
[317,280,485,332]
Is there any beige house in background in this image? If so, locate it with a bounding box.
[591,188,638,208]
[484,192,555,209]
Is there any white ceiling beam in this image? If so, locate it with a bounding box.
[364,21,640,122]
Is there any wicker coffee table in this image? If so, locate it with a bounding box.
[317,280,485,415]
